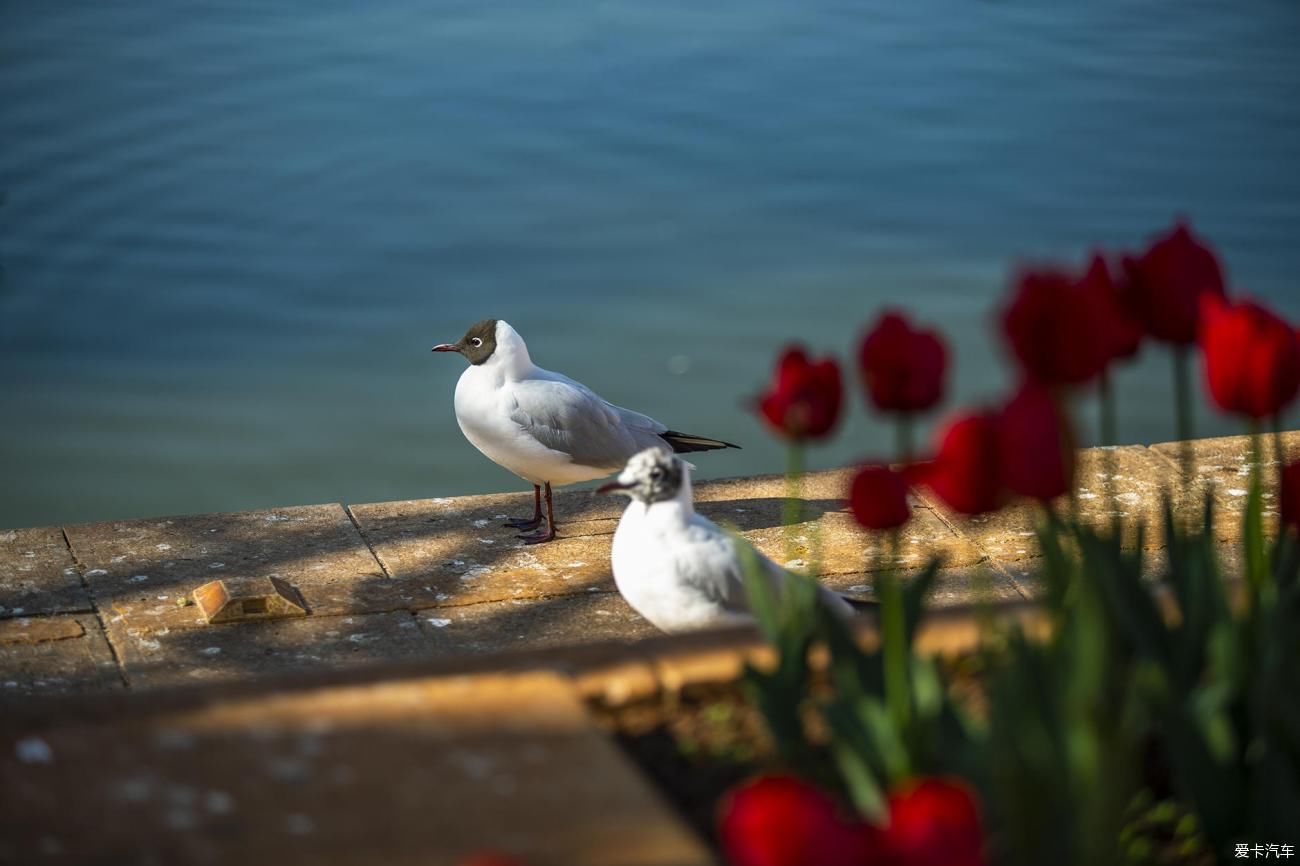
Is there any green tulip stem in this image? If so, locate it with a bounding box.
[1060,391,1081,519]
[896,414,915,465]
[1272,414,1286,474]
[1249,423,1266,601]
[1100,369,1119,528]
[1041,496,1059,530]
[881,528,909,733]
[1173,346,1195,485]
[784,441,805,563]
[1099,369,1118,450]
[1248,420,1264,492]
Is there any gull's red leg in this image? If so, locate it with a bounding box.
[519,482,557,544]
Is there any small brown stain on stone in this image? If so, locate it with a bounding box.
[0,617,86,645]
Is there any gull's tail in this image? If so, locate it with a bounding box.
[659,430,741,454]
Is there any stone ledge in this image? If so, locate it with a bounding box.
[0,613,121,698]
[0,527,90,618]
[0,431,1287,698]
[0,584,1225,866]
[0,430,1279,866]
[0,669,714,866]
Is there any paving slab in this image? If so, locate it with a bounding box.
[0,671,714,866]
[698,469,987,576]
[0,526,91,618]
[824,561,1024,608]
[349,467,983,611]
[416,591,660,655]
[916,446,1201,571]
[347,492,622,609]
[65,505,391,634]
[990,532,1246,601]
[1150,431,1300,539]
[105,610,434,691]
[0,614,122,697]
[5,434,1279,697]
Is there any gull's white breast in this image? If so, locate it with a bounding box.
[610,504,751,633]
[453,365,612,486]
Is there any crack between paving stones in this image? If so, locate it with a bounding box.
[1145,443,1210,479]
[908,498,1032,601]
[344,503,393,579]
[61,527,131,690]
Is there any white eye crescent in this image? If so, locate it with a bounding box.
[471,337,483,347]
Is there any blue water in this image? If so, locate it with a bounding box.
[2,1,1299,529]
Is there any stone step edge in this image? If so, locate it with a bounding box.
[0,598,1053,731]
[5,564,1240,737]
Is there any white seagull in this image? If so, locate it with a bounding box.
[599,448,855,632]
[432,319,738,543]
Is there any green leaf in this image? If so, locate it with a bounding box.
[735,534,781,643]
[902,556,944,646]
[858,695,912,783]
[1076,527,1171,672]
[1160,702,1244,856]
[822,700,888,821]
[1271,530,1300,592]
[878,569,912,733]
[911,655,944,723]
[1243,446,1269,602]
[742,664,809,767]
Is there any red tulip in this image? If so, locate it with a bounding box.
[1281,460,1300,533]
[882,778,986,866]
[859,311,949,413]
[850,464,912,531]
[757,346,844,441]
[1200,295,1300,420]
[1002,264,1114,386]
[1083,254,1145,364]
[998,384,1075,502]
[717,775,877,866]
[1121,221,1226,345]
[920,412,1006,516]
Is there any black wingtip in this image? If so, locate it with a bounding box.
[660,430,742,454]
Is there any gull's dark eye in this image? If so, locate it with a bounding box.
[649,467,663,479]
[471,337,483,347]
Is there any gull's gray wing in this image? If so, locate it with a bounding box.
[672,515,777,616]
[546,371,670,438]
[507,372,665,469]
[607,402,668,437]
[678,514,855,619]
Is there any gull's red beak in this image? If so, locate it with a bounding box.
[431,343,460,353]
[596,480,632,495]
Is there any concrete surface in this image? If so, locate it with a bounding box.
[1,432,1292,696]
[0,670,714,866]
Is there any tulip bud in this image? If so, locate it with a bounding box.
[755,346,844,441]
[858,311,949,413]
[717,775,877,866]
[919,412,1006,516]
[1121,221,1226,345]
[883,777,987,866]
[1200,295,1300,420]
[850,463,913,531]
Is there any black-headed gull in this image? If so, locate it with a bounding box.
[433,319,738,543]
[598,448,854,632]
